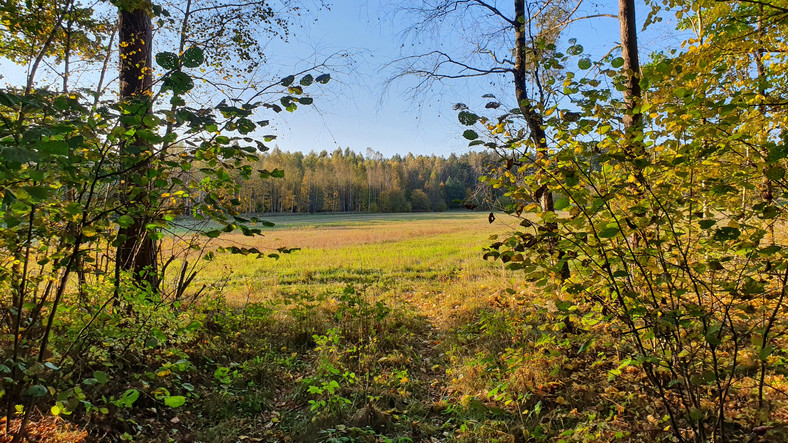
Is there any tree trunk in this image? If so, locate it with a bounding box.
[619,0,642,138]
[619,0,645,251]
[117,4,158,290]
[513,0,568,280]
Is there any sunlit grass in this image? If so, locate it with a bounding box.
[184,211,515,311]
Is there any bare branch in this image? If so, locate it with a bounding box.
[472,0,516,25]
[717,0,788,13]
[548,13,619,32]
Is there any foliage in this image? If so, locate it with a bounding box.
[7,209,781,441]
[0,0,332,438]
[460,1,788,441]
[0,0,110,65]
[226,148,499,214]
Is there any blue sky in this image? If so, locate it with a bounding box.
[258,1,477,157]
[0,0,685,158]
[260,0,684,157]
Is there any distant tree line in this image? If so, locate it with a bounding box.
[226,148,501,213]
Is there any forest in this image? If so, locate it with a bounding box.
[225,149,499,214]
[1,0,788,442]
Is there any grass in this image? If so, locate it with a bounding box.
[20,211,788,442]
[153,211,638,441]
[180,211,513,307]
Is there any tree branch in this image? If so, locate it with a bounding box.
[472,0,515,25]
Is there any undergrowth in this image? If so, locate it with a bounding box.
[4,214,786,442]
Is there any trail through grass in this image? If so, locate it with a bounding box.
[169,212,655,441]
[37,212,788,442]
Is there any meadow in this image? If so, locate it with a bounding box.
[7,212,788,442]
[187,212,511,306]
[173,212,788,442]
[126,212,692,441]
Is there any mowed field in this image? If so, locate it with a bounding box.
[184,212,514,317]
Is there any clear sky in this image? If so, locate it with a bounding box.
[0,0,685,158]
[258,0,483,158]
[257,0,684,157]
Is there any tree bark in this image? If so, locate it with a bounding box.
[117,4,158,290]
[513,0,568,280]
[619,0,646,252]
[619,0,642,138]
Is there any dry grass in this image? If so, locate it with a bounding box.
[22,212,788,442]
[0,416,87,443]
[217,222,476,250]
[169,211,514,306]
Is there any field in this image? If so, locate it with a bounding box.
[13,212,788,442]
[143,211,652,441]
[186,212,511,308]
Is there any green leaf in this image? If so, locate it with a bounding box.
[567,44,584,56]
[164,395,186,408]
[698,219,716,229]
[236,118,256,135]
[39,140,69,155]
[761,245,781,255]
[315,73,331,84]
[2,146,39,164]
[458,111,479,126]
[554,198,570,210]
[759,345,774,361]
[767,143,788,162]
[599,227,619,238]
[117,215,135,229]
[94,371,109,384]
[765,166,785,181]
[281,75,295,86]
[300,74,313,86]
[578,58,592,70]
[462,130,478,140]
[708,260,725,270]
[116,389,139,408]
[27,385,48,398]
[155,52,179,70]
[23,186,48,202]
[611,57,625,68]
[163,71,194,95]
[713,227,740,242]
[181,46,204,68]
[298,97,314,105]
